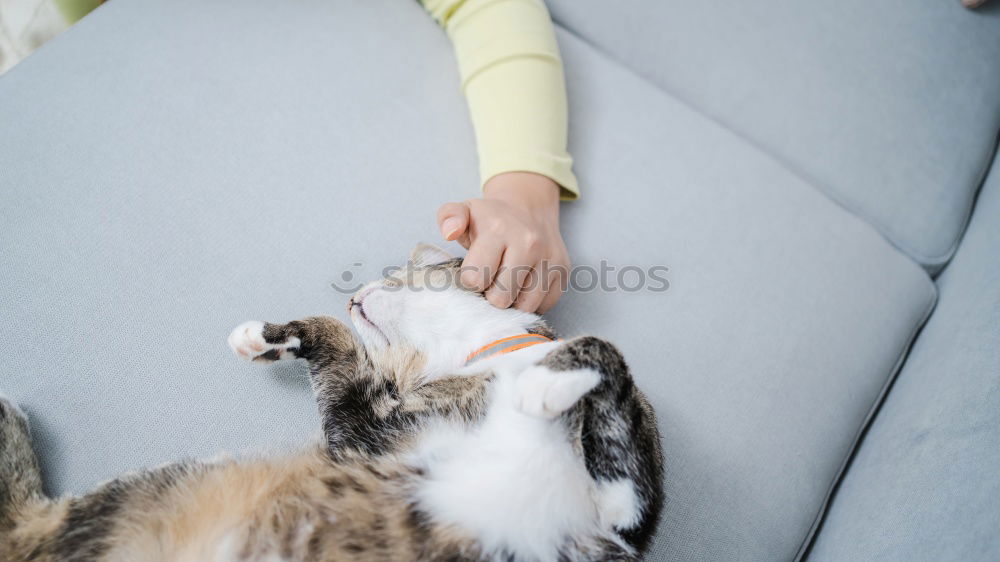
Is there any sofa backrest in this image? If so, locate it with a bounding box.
[547,0,1000,274]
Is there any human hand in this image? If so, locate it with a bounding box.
[436,172,569,313]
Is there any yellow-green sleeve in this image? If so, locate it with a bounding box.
[422,0,579,200]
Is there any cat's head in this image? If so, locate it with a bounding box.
[348,243,554,380]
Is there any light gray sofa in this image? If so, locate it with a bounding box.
[0,0,997,560]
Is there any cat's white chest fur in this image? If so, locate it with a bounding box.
[411,359,606,562]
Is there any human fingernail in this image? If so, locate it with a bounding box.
[442,218,461,240]
[461,268,480,289]
[461,269,474,285]
[485,289,507,308]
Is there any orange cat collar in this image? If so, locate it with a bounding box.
[464,334,555,365]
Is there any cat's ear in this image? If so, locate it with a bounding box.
[410,243,453,267]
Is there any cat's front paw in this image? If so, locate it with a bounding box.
[227,321,300,362]
[515,366,601,419]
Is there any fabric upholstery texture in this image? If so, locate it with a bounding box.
[808,153,1000,561]
[0,0,935,559]
[547,0,1000,273]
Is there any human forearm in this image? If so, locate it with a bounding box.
[423,0,579,199]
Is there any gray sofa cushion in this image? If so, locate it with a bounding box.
[807,156,1000,560]
[556,33,935,561]
[0,0,934,559]
[547,0,1000,274]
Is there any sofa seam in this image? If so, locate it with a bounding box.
[793,277,939,561]
[551,19,999,274]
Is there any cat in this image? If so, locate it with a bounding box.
[0,243,664,561]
